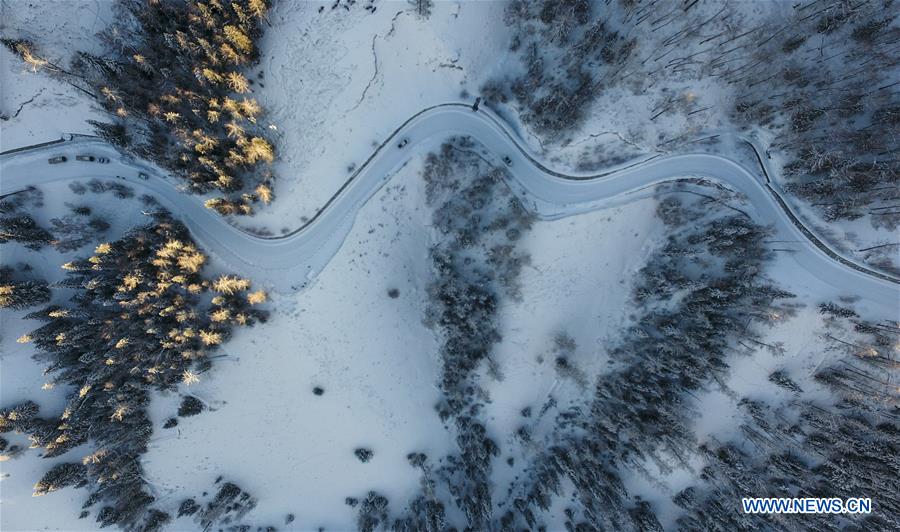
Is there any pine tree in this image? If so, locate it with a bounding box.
[4,1,279,215]
[0,214,54,249]
[0,267,50,309]
[1,216,267,529]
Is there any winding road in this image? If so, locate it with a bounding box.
[1,103,898,309]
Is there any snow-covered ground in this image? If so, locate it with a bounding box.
[0,149,666,530]
[0,158,443,530]
[2,1,898,530]
[1,0,508,228]
[3,0,892,273]
[0,0,109,148]
[484,197,662,527]
[140,156,667,530]
[0,182,170,530]
[483,0,899,274]
[619,244,895,528]
[1,132,895,529]
[141,155,445,530]
[243,0,511,232]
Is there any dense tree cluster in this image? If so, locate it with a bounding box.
[177,395,205,417]
[1,216,267,530]
[0,189,54,250]
[48,203,112,252]
[486,0,636,136]
[1,183,147,253]
[489,0,899,235]
[357,491,391,532]
[384,156,796,531]
[424,140,533,529]
[3,0,276,216]
[176,498,200,518]
[595,212,794,467]
[422,140,534,421]
[360,139,532,530]
[354,447,374,463]
[1,189,53,256]
[391,453,446,532]
[487,0,745,139]
[731,1,900,228]
[391,494,446,532]
[197,480,259,529]
[499,189,794,530]
[0,265,50,310]
[676,303,899,530]
[0,213,53,250]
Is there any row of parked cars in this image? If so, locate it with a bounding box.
[47,154,149,180]
[48,154,110,164]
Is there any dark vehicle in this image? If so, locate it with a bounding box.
[76,155,96,162]
[138,172,149,180]
[472,97,482,112]
[98,157,110,164]
[48,156,67,164]
[397,138,409,148]
[503,156,513,166]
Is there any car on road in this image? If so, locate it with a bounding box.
[76,155,110,163]
[48,156,67,164]
[138,172,149,180]
[397,138,409,148]
[503,156,513,166]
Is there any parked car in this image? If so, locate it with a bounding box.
[98,157,110,164]
[397,138,409,148]
[138,172,149,180]
[48,156,67,164]
[75,155,96,162]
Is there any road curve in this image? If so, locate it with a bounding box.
[1,103,898,309]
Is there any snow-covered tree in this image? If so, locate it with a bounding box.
[0,215,267,529]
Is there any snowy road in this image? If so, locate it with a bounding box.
[1,103,898,308]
